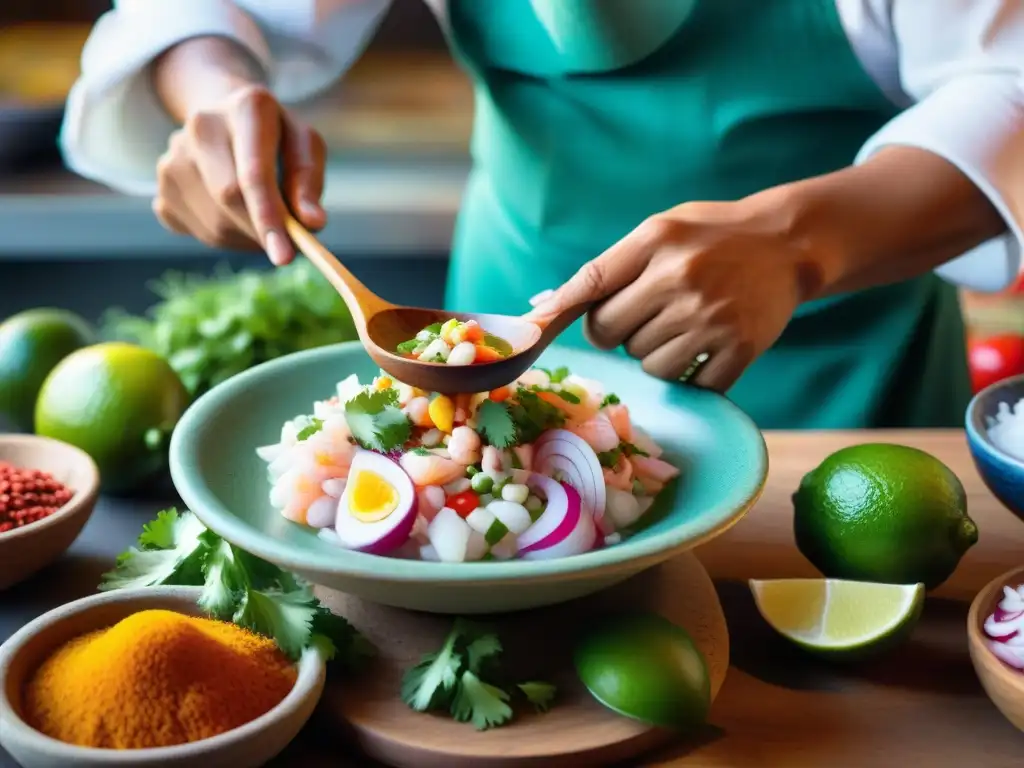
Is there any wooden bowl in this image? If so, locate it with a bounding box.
[967,565,1024,733]
[0,434,100,591]
[0,587,326,768]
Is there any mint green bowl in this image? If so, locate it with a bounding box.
[169,343,766,614]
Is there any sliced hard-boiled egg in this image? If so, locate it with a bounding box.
[335,450,417,554]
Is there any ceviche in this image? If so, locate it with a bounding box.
[396,318,511,365]
[256,366,679,563]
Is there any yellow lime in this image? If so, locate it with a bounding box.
[35,343,189,494]
[0,308,94,431]
[793,443,978,590]
[750,578,925,660]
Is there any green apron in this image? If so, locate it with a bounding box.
[443,0,972,429]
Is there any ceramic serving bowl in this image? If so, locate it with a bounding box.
[0,587,326,768]
[967,565,1024,733]
[170,342,768,614]
[966,375,1024,524]
[0,434,100,591]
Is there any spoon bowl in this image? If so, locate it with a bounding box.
[285,217,582,393]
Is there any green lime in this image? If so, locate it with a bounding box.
[750,578,925,660]
[34,342,190,494]
[0,308,95,431]
[573,613,710,731]
[793,443,978,590]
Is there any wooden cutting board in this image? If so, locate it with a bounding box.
[314,552,728,768]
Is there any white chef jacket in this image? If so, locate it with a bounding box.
[61,0,1024,291]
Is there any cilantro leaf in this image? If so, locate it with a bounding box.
[450,671,513,730]
[296,418,324,441]
[100,509,209,591]
[476,399,517,448]
[401,630,462,711]
[233,587,318,660]
[311,607,376,668]
[517,682,557,713]
[509,389,565,444]
[623,441,649,458]
[198,534,244,618]
[466,633,503,674]
[538,366,570,384]
[600,393,621,408]
[596,447,622,469]
[345,388,411,452]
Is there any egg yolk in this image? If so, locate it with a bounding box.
[348,469,399,522]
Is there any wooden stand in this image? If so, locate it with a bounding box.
[315,552,728,767]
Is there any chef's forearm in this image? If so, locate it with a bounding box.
[153,37,266,123]
[752,146,1007,298]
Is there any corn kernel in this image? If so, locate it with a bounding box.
[375,377,393,390]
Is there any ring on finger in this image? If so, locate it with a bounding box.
[678,352,711,383]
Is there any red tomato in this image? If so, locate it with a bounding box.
[968,335,1024,393]
[446,490,479,518]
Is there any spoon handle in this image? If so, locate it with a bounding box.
[283,215,389,325]
[531,302,593,343]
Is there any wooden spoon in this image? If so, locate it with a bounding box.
[284,216,586,394]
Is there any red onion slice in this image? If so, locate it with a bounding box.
[533,429,606,529]
[519,474,575,553]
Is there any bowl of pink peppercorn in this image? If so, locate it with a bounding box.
[968,565,1024,734]
[0,434,99,591]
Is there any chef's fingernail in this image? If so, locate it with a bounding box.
[529,289,556,307]
[299,200,323,220]
[265,231,290,266]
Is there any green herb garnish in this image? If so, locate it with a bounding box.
[596,440,649,469]
[538,366,571,384]
[396,339,420,355]
[101,509,372,665]
[401,620,556,730]
[344,388,412,452]
[296,417,324,441]
[600,393,621,408]
[509,389,565,444]
[102,260,357,397]
[476,399,518,448]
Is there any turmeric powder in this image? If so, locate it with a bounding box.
[23,609,297,749]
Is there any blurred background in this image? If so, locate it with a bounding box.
[1,0,1022,397]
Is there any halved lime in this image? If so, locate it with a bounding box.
[749,579,925,660]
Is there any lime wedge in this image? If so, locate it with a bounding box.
[749,579,925,660]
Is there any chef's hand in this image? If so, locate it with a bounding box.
[153,84,327,266]
[525,200,824,391]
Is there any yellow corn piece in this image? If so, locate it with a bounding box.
[375,377,393,391]
[428,395,455,433]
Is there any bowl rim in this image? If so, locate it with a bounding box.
[0,586,326,761]
[169,342,769,584]
[0,434,100,543]
[966,564,1024,689]
[965,374,1024,471]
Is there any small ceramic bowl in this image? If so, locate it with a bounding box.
[0,434,100,591]
[967,565,1024,734]
[0,587,326,768]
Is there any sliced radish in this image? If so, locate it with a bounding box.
[428,507,473,562]
[533,429,607,532]
[334,450,417,554]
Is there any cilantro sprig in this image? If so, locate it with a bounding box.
[344,388,411,452]
[101,509,373,665]
[475,388,567,449]
[596,440,650,469]
[401,620,556,730]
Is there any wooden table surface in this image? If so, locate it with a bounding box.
[640,430,1024,768]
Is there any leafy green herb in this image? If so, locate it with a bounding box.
[539,366,571,384]
[345,388,411,452]
[543,387,580,404]
[102,260,358,397]
[400,620,556,730]
[596,440,649,469]
[296,418,324,441]
[411,447,432,456]
[517,682,557,712]
[424,322,443,335]
[600,393,621,408]
[509,389,565,444]
[101,508,372,665]
[476,399,518,448]
[396,339,420,355]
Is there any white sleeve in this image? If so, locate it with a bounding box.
[61,0,392,197]
[852,0,1024,292]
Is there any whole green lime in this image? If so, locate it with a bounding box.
[34,342,190,494]
[574,613,710,731]
[793,443,978,590]
[0,308,95,431]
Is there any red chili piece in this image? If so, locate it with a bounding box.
[0,461,74,534]
[446,490,480,518]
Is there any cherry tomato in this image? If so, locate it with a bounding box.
[446,490,480,518]
[968,335,1024,393]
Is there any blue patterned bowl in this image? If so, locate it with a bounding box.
[965,375,1024,524]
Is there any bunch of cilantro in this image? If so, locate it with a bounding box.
[100,508,373,665]
[102,260,357,396]
[402,619,556,730]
